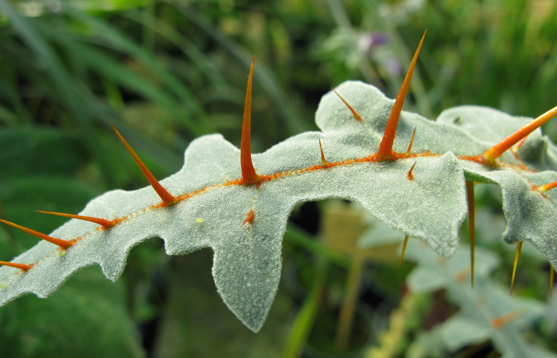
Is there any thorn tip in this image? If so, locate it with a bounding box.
[319,138,328,166]
[37,211,115,229]
[510,241,523,295]
[240,56,260,184]
[484,105,557,162]
[551,266,555,298]
[111,124,177,206]
[376,30,427,160]
[331,88,363,122]
[405,127,417,156]
[0,218,73,249]
[407,161,417,180]
[399,235,409,267]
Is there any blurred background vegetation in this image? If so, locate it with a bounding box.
[0,0,556,357]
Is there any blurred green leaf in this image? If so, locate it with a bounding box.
[0,266,146,358]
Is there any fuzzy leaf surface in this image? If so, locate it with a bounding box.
[1,81,556,331]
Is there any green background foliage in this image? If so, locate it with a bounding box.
[0,0,556,357]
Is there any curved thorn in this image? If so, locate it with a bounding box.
[0,218,73,249]
[510,241,523,295]
[37,210,115,229]
[405,127,417,156]
[0,261,32,271]
[399,235,409,267]
[466,180,475,289]
[111,124,177,206]
[407,161,417,180]
[376,30,427,160]
[319,138,328,166]
[331,88,363,122]
[483,105,557,162]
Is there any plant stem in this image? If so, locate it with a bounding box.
[336,250,365,351]
[283,258,328,358]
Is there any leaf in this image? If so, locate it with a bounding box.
[0,80,556,333]
[406,241,554,358]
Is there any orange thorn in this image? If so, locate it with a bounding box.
[536,180,557,193]
[491,309,523,329]
[399,235,409,267]
[405,127,417,156]
[466,180,475,289]
[240,56,260,185]
[331,88,363,122]
[510,241,523,295]
[111,124,177,206]
[550,265,555,298]
[483,105,557,162]
[37,210,115,229]
[512,136,528,154]
[319,138,328,166]
[407,161,417,180]
[376,30,427,160]
[241,209,255,227]
[0,261,33,271]
[0,218,73,249]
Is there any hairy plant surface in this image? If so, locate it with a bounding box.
[1,36,557,332]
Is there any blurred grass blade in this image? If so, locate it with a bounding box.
[175,3,310,134]
[125,10,229,89]
[0,0,115,186]
[64,5,214,134]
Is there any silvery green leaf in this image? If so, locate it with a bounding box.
[1,81,556,332]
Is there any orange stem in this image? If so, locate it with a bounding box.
[240,56,260,184]
[483,105,557,162]
[0,218,73,249]
[376,30,427,160]
[0,261,32,271]
[37,210,114,229]
[111,124,177,206]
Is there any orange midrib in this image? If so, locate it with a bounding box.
[0,149,539,277]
